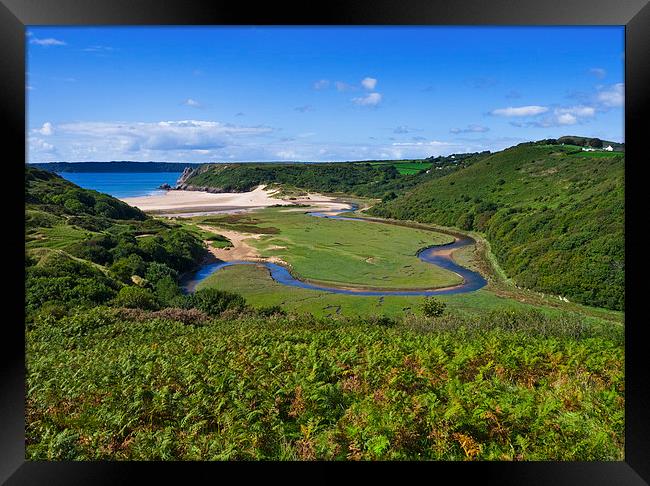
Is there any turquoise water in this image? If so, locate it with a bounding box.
[57,172,183,198]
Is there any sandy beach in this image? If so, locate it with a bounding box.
[120,186,352,215]
[121,186,280,213]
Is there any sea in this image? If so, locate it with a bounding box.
[57,172,184,198]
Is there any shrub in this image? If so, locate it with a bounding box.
[30,302,69,329]
[25,276,118,312]
[256,305,287,317]
[455,212,474,231]
[110,254,146,283]
[366,314,397,327]
[184,288,246,317]
[153,275,183,306]
[145,262,179,285]
[421,297,446,317]
[112,286,159,310]
[114,307,210,326]
[67,236,115,265]
[59,307,117,337]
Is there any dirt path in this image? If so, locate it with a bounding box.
[198,225,286,265]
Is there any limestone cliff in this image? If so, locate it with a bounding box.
[175,165,228,193]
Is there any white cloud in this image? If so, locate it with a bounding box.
[556,105,596,117]
[589,67,607,79]
[83,45,114,53]
[450,124,490,134]
[335,81,353,92]
[510,105,597,128]
[52,120,274,152]
[294,105,314,113]
[182,98,202,108]
[275,150,298,160]
[352,92,382,106]
[392,140,457,148]
[30,138,56,154]
[393,125,421,134]
[26,119,518,163]
[313,79,330,90]
[556,113,577,125]
[30,37,66,46]
[490,105,549,117]
[35,122,54,136]
[597,83,624,107]
[361,77,377,90]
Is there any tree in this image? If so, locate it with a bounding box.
[185,288,246,317]
[456,212,474,231]
[110,254,146,282]
[113,286,159,310]
[145,262,179,285]
[421,297,446,317]
[154,275,183,306]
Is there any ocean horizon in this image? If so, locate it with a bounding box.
[56,171,183,198]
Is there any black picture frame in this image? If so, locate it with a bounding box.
[2,0,648,483]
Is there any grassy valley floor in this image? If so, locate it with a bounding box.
[186,206,461,290]
[187,205,622,327]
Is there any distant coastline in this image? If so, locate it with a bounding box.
[28,161,203,173]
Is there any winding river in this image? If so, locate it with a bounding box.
[183,205,487,295]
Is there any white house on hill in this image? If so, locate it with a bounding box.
[582,145,614,152]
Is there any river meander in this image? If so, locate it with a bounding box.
[183,205,487,295]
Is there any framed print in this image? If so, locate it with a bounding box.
[2,0,648,483]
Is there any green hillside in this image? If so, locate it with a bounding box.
[180,155,485,200]
[25,166,207,314]
[24,164,624,461]
[27,309,623,461]
[369,144,624,310]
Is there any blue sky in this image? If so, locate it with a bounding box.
[27,26,624,162]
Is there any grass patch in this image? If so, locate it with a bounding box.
[26,224,97,250]
[570,151,625,158]
[197,263,621,327]
[206,233,232,249]
[193,207,460,289]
